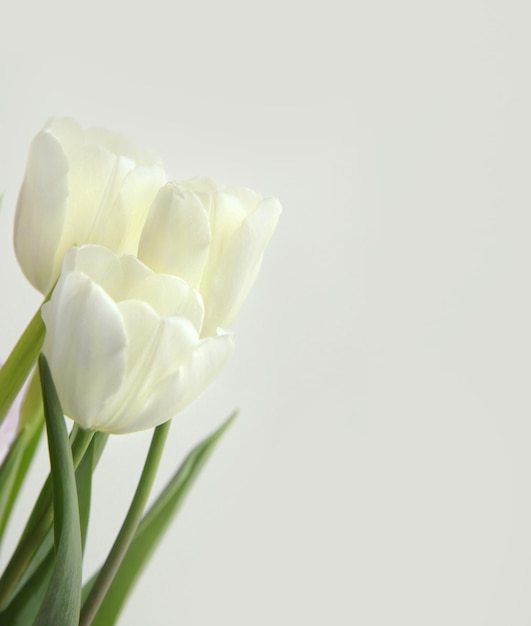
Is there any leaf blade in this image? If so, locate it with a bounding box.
[0,308,45,428]
[33,355,82,626]
[0,431,107,626]
[88,412,236,626]
[0,371,45,543]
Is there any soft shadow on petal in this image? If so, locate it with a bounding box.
[112,332,235,434]
[66,246,204,329]
[101,301,200,432]
[127,273,204,331]
[62,245,126,298]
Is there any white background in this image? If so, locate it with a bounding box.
[1,1,531,624]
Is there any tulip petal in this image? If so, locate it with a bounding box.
[64,146,133,246]
[203,190,248,271]
[138,184,211,289]
[15,118,166,294]
[127,274,204,332]
[113,332,235,434]
[202,197,282,334]
[44,144,128,288]
[41,272,128,430]
[118,254,203,329]
[64,246,204,330]
[63,245,154,305]
[103,164,166,254]
[101,301,200,432]
[14,130,69,293]
[62,245,126,298]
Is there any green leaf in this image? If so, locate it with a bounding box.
[0,432,108,626]
[0,372,44,543]
[32,355,82,626]
[17,367,44,434]
[13,432,106,596]
[0,427,43,543]
[77,432,108,554]
[87,413,236,626]
[0,435,27,540]
[0,542,54,626]
[0,424,93,611]
[0,307,45,428]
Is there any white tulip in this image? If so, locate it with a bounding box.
[138,178,282,336]
[41,245,234,434]
[14,118,165,294]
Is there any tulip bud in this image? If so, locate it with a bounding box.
[41,245,234,434]
[138,178,282,335]
[14,118,165,294]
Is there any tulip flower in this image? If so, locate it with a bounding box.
[41,245,234,434]
[138,178,282,336]
[14,118,165,294]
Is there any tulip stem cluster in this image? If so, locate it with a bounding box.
[0,347,234,626]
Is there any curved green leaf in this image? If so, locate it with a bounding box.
[0,432,108,626]
[87,412,236,626]
[0,424,93,611]
[0,541,53,626]
[0,372,44,543]
[0,308,45,428]
[33,355,82,626]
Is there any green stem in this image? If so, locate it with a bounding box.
[80,421,171,626]
[0,427,94,610]
[0,306,45,427]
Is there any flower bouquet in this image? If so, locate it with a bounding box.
[0,118,281,625]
